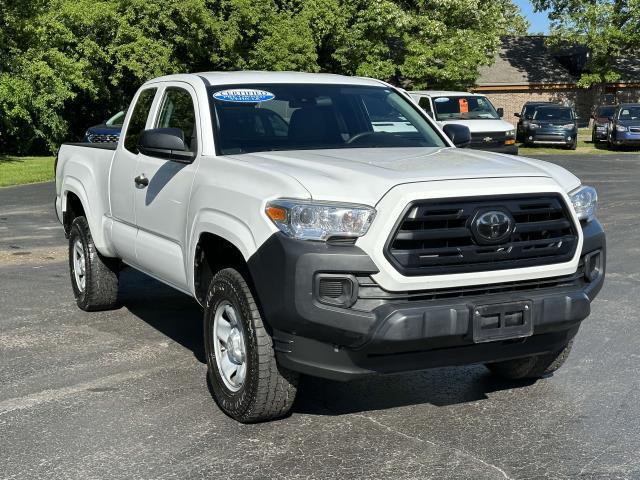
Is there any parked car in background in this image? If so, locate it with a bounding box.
[522,105,578,150]
[591,105,617,144]
[409,91,517,154]
[514,101,554,142]
[608,103,640,148]
[83,111,125,143]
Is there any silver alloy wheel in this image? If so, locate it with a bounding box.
[213,301,247,392]
[73,238,86,292]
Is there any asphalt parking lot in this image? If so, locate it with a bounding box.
[1,154,639,480]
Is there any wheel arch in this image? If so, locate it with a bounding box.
[192,231,253,306]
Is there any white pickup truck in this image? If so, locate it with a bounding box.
[55,72,605,423]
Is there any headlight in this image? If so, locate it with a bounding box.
[265,199,375,241]
[616,124,628,132]
[529,123,540,129]
[505,129,515,137]
[569,185,597,222]
[561,123,575,129]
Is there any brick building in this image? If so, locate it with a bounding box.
[471,36,640,127]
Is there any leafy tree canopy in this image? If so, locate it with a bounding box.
[533,0,640,87]
[0,0,526,154]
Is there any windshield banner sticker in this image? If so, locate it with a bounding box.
[213,89,275,103]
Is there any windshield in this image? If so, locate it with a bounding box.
[618,106,640,121]
[106,111,125,126]
[432,96,499,120]
[208,84,446,155]
[533,107,573,121]
[596,106,616,118]
[523,103,550,117]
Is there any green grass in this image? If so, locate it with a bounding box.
[518,128,640,156]
[0,156,55,187]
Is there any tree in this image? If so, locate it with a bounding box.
[334,0,528,89]
[0,0,528,154]
[532,0,640,87]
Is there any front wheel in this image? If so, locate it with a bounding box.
[485,340,573,379]
[68,216,120,311]
[204,268,298,423]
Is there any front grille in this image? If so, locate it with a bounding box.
[87,133,119,143]
[629,127,640,133]
[385,194,578,276]
[469,131,506,149]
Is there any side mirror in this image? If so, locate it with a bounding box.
[137,128,195,163]
[514,112,520,118]
[497,107,504,118]
[443,124,471,148]
[525,114,533,120]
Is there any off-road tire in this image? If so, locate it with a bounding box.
[68,216,120,311]
[204,268,298,423]
[485,340,573,380]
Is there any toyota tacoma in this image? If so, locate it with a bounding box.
[55,72,605,423]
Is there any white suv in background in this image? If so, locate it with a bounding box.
[409,91,518,154]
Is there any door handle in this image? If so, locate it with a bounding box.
[134,174,149,188]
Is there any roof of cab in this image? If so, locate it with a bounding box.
[408,90,485,98]
[146,71,387,87]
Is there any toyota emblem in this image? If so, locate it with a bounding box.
[473,210,513,244]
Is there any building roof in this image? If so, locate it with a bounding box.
[477,36,640,88]
[477,36,577,87]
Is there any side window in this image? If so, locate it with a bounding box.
[418,97,433,115]
[124,88,156,153]
[156,87,197,152]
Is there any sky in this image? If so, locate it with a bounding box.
[514,0,551,34]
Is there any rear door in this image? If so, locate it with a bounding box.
[109,86,158,262]
[133,82,201,290]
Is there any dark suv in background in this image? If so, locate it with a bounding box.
[591,105,617,144]
[514,101,554,142]
[83,111,125,143]
[608,103,640,148]
[521,105,578,149]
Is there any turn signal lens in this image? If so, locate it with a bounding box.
[265,206,287,222]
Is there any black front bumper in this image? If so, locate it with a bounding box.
[248,221,605,381]
[525,129,577,146]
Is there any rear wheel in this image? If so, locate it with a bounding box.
[68,216,120,311]
[204,268,298,423]
[485,340,573,380]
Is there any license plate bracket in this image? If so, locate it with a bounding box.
[472,300,533,343]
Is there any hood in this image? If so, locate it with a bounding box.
[437,119,515,133]
[617,119,640,127]
[229,147,580,206]
[87,124,122,135]
[533,119,576,127]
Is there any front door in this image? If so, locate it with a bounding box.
[133,83,200,290]
[108,86,158,263]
